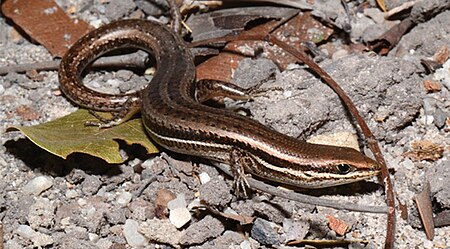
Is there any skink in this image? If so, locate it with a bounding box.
[59,19,380,189]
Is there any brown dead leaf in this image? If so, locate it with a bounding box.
[423,80,442,92]
[195,12,334,81]
[368,17,414,55]
[2,0,92,57]
[196,52,245,81]
[326,215,349,236]
[433,45,450,64]
[25,70,46,81]
[414,181,434,240]
[405,140,444,161]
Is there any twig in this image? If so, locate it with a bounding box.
[0,52,149,76]
[384,0,420,19]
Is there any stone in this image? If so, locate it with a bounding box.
[22,176,53,196]
[123,219,148,247]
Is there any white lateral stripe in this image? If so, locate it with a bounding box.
[144,125,232,150]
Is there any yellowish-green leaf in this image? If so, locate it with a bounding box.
[7,109,158,163]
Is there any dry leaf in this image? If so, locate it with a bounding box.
[7,109,158,164]
[423,80,442,92]
[2,0,91,56]
[405,140,444,161]
[414,181,434,240]
[326,215,349,236]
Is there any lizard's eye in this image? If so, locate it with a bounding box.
[336,164,351,174]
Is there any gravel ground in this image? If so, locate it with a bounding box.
[1,1,449,248]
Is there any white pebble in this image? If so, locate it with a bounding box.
[16,225,54,247]
[22,176,53,196]
[60,217,71,226]
[198,172,211,184]
[167,194,187,210]
[283,90,292,98]
[123,219,148,247]
[77,198,87,206]
[422,239,433,249]
[116,192,133,207]
[88,233,99,242]
[17,225,34,240]
[169,207,191,228]
[240,239,252,249]
[65,189,79,199]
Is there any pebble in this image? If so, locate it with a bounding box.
[115,191,133,207]
[123,219,148,247]
[27,197,55,229]
[96,238,113,249]
[65,189,79,199]
[282,218,309,242]
[17,224,54,247]
[140,219,182,246]
[88,233,99,242]
[433,108,447,129]
[81,175,102,195]
[250,218,280,245]
[179,215,225,246]
[167,194,191,228]
[418,115,434,126]
[167,194,187,210]
[22,176,53,196]
[198,172,211,184]
[77,198,87,206]
[240,239,252,249]
[169,207,191,229]
[95,238,113,249]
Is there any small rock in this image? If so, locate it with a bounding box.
[199,177,232,206]
[167,194,187,210]
[139,218,183,247]
[169,207,191,229]
[283,219,309,242]
[123,219,148,247]
[81,175,102,195]
[198,172,211,184]
[212,230,245,245]
[96,238,113,249]
[88,233,99,242]
[16,225,54,247]
[105,0,136,20]
[433,108,447,129]
[22,176,53,196]
[179,215,225,245]
[116,191,133,207]
[65,226,88,240]
[65,189,79,199]
[27,197,55,229]
[250,218,280,245]
[106,209,127,225]
[17,224,34,240]
[129,199,154,221]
